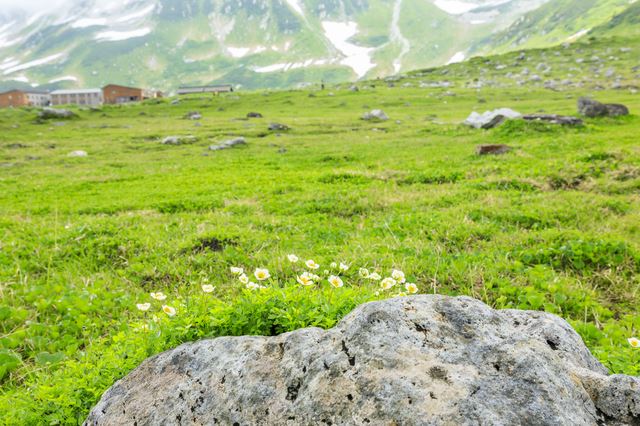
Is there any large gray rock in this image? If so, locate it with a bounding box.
[38,107,77,120]
[523,114,584,126]
[578,97,630,117]
[85,296,639,426]
[464,108,521,129]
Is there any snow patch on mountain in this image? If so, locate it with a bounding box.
[321,21,375,78]
[434,0,478,15]
[49,75,78,83]
[71,18,108,28]
[285,0,304,16]
[116,4,156,23]
[95,28,152,42]
[391,0,410,74]
[446,51,466,64]
[3,52,65,75]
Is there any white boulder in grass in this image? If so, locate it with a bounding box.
[464,108,522,129]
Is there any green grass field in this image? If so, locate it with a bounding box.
[0,35,639,424]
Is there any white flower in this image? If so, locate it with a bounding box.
[330,262,338,269]
[391,269,406,284]
[162,305,176,316]
[358,268,370,278]
[328,275,344,288]
[246,282,264,290]
[254,268,271,281]
[405,283,418,294]
[238,273,249,284]
[150,292,167,301]
[305,259,320,270]
[368,272,381,281]
[287,254,299,263]
[202,284,215,293]
[381,277,397,290]
[230,266,244,275]
[629,337,640,348]
[339,262,349,272]
[136,303,151,311]
[297,272,314,286]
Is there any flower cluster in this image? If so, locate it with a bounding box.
[135,256,421,317]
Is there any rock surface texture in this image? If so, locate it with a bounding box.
[85,296,640,426]
[38,107,77,120]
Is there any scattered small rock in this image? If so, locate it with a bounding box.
[184,111,202,120]
[268,123,290,131]
[68,150,88,157]
[38,108,77,120]
[247,112,263,118]
[476,144,512,155]
[161,135,197,145]
[209,137,246,151]
[362,109,389,121]
[522,114,584,126]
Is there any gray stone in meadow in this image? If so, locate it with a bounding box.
[38,107,77,120]
[68,150,88,157]
[161,135,197,145]
[523,114,584,126]
[578,98,630,117]
[209,137,246,151]
[476,144,512,155]
[84,295,640,425]
[362,109,389,121]
[247,112,263,118]
[184,111,202,120]
[268,123,290,131]
[464,108,521,129]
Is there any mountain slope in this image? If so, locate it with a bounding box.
[471,0,633,55]
[0,0,636,91]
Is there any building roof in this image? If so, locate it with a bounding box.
[102,84,142,91]
[178,85,232,89]
[50,89,102,95]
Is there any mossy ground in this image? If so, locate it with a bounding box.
[0,36,639,424]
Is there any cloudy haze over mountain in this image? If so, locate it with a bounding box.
[0,0,633,91]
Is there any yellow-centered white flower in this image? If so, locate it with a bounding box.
[359,268,370,278]
[150,292,167,301]
[305,259,320,270]
[136,303,151,311]
[162,305,176,316]
[297,272,314,286]
[202,284,215,293]
[287,254,299,263]
[328,275,344,288]
[246,282,264,290]
[230,267,244,275]
[238,273,249,284]
[381,277,397,290]
[339,262,349,271]
[254,268,271,281]
[391,269,406,283]
[405,283,418,294]
[629,337,640,348]
[368,272,381,281]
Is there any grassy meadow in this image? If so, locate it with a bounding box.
[0,36,639,424]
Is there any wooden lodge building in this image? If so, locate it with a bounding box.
[0,89,50,108]
[102,84,162,104]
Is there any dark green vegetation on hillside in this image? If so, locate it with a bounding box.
[0,34,639,424]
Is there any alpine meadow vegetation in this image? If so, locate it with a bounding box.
[0,35,639,424]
